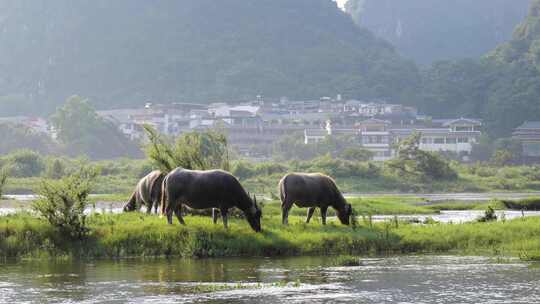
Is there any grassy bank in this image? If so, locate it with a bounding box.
[1,211,539,261]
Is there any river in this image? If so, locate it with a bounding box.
[1,256,539,303]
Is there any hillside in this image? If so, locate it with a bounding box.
[417,0,540,137]
[0,0,419,115]
[346,0,529,65]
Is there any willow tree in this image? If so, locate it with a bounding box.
[143,125,230,173]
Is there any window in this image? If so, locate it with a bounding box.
[458,137,469,143]
[446,138,457,144]
[434,138,445,144]
[455,126,473,132]
[421,137,432,144]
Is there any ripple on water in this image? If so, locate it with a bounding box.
[1,256,540,304]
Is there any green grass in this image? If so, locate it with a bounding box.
[260,197,433,219]
[1,211,540,261]
[500,197,540,210]
[426,200,507,212]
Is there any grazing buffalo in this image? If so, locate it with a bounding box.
[161,168,262,232]
[279,173,352,225]
[123,170,165,214]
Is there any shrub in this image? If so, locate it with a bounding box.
[32,167,97,240]
[501,198,540,210]
[4,149,45,177]
[334,255,362,266]
[45,159,66,179]
[477,206,497,222]
[144,125,229,173]
[387,133,457,181]
[231,161,256,180]
[0,168,7,198]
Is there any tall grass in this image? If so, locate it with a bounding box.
[1,212,539,260]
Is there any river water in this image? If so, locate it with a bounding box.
[1,256,539,303]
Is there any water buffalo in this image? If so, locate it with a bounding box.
[279,173,352,225]
[161,168,262,232]
[123,170,165,214]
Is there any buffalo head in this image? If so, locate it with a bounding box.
[246,195,262,232]
[337,202,353,225]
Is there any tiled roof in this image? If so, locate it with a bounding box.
[515,121,540,129]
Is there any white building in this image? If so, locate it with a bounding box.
[304,118,482,161]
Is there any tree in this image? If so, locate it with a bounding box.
[144,125,230,173]
[340,147,374,162]
[50,95,141,159]
[387,132,457,180]
[0,123,58,155]
[3,149,45,178]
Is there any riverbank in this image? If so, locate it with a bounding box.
[1,211,539,261]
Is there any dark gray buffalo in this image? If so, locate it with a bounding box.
[123,170,165,214]
[161,168,262,232]
[279,173,352,225]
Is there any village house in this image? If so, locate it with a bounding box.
[512,121,540,161]
[304,117,482,161]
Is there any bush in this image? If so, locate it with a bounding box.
[387,133,457,181]
[3,149,45,177]
[477,206,497,222]
[32,167,97,240]
[45,159,66,179]
[231,161,256,180]
[0,169,7,198]
[501,198,540,210]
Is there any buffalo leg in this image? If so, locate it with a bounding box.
[321,206,328,225]
[153,200,159,214]
[306,207,316,223]
[174,204,186,225]
[212,208,219,224]
[281,200,293,225]
[166,206,173,225]
[220,208,229,229]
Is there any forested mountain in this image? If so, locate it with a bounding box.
[346,0,530,65]
[0,0,419,115]
[416,0,540,137]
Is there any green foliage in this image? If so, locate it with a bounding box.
[477,206,498,222]
[273,133,376,161]
[0,1,419,113]
[501,197,540,210]
[490,150,514,166]
[50,95,141,159]
[334,255,362,266]
[387,133,457,181]
[45,159,66,179]
[32,167,97,240]
[2,212,540,260]
[347,0,529,65]
[340,147,374,161]
[2,149,45,178]
[0,168,7,198]
[0,123,57,155]
[144,125,229,173]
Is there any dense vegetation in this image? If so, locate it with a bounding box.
[1,210,539,260]
[414,0,540,138]
[346,0,529,65]
[0,0,418,114]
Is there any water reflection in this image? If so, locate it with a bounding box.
[0,256,539,303]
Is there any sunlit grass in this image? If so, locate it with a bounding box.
[1,211,540,261]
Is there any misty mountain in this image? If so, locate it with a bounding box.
[417,0,540,137]
[346,0,530,65]
[0,0,419,115]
